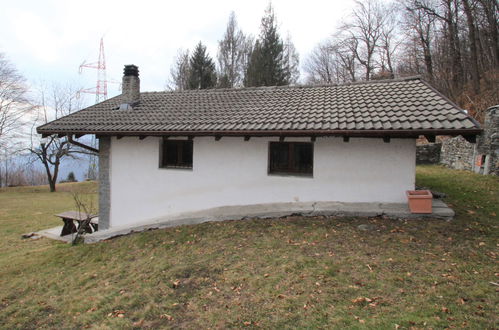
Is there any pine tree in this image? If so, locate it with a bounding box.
[188,42,217,89]
[245,4,288,87]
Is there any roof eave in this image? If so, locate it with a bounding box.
[37,128,482,139]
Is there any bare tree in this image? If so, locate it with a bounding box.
[303,0,497,119]
[340,0,387,80]
[401,0,437,82]
[476,0,498,69]
[29,84,91,192]
[71,191,97,245]
[167,49,191,91]
[0,53,33,149]
[461,0,480,94]
[410,0,464,97]
[304,41,337,84]
[282,33,300,84]
[217,12,248,88]
[377,3,400,79]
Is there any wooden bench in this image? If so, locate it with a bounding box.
[55,211,98,236]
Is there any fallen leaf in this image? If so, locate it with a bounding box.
[352,297,366,304]
[160,314,173,320]
[132,320,144,327]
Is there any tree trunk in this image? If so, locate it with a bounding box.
[479,0,499,67]
[462,0,481,94]
[420,28,434,83]
[445,0,462,95]
[423,44,434,82]
[51,160,60,193]
[48,178,56,192]
[42,160,56,192]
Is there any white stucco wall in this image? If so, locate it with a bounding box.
[108,136,416,227]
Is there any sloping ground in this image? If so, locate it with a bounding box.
[0,166,497,328]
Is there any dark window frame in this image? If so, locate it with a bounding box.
[159,138,193,169]
[267,141,314,177]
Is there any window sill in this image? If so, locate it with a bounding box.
[268,172,313,178]
[159,166,193,171]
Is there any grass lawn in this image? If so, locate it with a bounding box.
[0,165,497,328]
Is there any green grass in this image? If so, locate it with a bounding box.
[0,166,497,328]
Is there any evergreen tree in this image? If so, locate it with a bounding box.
[245,4,288,87]
[188,42,217,89]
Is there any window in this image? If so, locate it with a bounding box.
[160,139,193,169]
[268,142,313,176]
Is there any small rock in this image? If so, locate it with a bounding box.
[357,224,376,231]
[430,190,447,199]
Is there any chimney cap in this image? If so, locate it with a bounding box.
[124,64,139,77]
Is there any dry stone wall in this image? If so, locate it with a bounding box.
[440,136,476,171]
[439,105,498,175]
[477,105,499,175]
[416,143,441,164]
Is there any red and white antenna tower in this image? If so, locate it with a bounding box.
[79,37,108,104]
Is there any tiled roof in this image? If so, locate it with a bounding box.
[37,77,480,137]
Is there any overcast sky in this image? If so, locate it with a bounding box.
[1,0,356,105]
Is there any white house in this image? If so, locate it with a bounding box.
[37,65,481,230]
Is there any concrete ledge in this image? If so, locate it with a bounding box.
[36,200,455,244]
[313,202,383,217]
[36,226,73,243]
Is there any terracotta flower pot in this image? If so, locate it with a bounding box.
[406,190,433,214]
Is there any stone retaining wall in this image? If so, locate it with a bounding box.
[440,136,476,171]
[416,143,441,164]
[477,106,499,175]
[438,105,498,175]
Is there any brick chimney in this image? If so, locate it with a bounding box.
[122,64,140,105]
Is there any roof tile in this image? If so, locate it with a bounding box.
[37,77,480,135]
